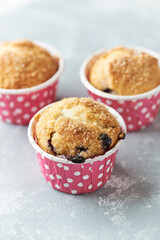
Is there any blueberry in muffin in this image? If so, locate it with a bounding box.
[34,97,125,163]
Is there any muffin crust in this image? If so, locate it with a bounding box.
[35,97,125,163]
[0,40,59,89]
[89,47,160,95]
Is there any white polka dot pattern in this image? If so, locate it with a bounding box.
[36,150,117,194]
[43,91,48,97]
[44,164,49,169]
[49,174,54,180]
[31,94,38,100]
[24,102,30,107]
[31,106,38,112]
[141,108,147,114]
[57,163,63,168]
[98,173,103,178]
[83,175,89,180]
[99,165,104,170]
[64,166,69,170]
[16,119,21,124]
[88,184,93,189]
[128,124,134,130]
[5,118,11,123]
[23,114,30,119]
[71,190,77,194]
[17,96,24,102]
[78,183,83,187]
[106,159,111,165]
[2,110,9,116]
[97,181,102,187]
[9,102,15,108]
[0,102,5,107]
[117,107,123,113]
[64,183,69,188]
[106,166,110,172]
[87,90,160,132]
[55,184,60,189]
[67,178,73,183]
[0,80,58,124]
[106,100,112,105]
[56,175,62,179]
[39,102,45,108]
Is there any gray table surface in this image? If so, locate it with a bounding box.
[0,0,160,239]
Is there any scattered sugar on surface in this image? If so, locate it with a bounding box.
[97,163,160,239]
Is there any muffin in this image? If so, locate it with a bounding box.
[80,46,160,132]
[28,98,126,194]
[0,40,64,125]
[34,97,125,163]
[0,39,59,89]
[89,47,160,95]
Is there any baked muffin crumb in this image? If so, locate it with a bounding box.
[89,47,160,95]
[0,39,59,89]
[35,97,125,163]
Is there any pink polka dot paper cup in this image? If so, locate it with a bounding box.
[0,41,64,125]
[80,47,160,132]
[28,103,126,195]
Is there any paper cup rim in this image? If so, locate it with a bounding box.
[80,45,160,101]
[0,40,64,95]
[28,100,126,165]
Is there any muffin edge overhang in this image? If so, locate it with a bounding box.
[28,101,127,165]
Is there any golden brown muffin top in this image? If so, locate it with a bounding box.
[34,97,125,163]
[0,39,59,89]
[89,47,160,95]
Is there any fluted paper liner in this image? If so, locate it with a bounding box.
[28,103,126,195]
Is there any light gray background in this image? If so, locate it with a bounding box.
[0,0,160,239]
